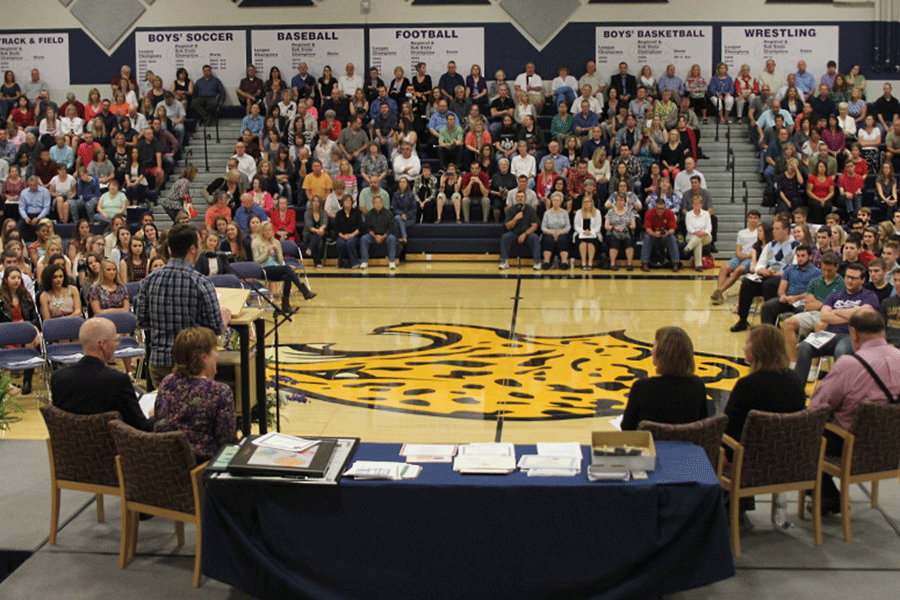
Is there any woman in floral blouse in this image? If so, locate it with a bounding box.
[153,327,237,462]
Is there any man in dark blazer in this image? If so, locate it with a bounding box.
[51,317,151,431]
[613,62,637,104]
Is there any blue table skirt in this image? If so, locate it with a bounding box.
[202,441,734,600]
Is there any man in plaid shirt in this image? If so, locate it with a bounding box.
[136,224,231,386]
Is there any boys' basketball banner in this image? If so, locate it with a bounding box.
[595,26,712,80]
[135,30,246,93]
[369,27,485,84]
[0,33,70,91]
[721,26,839,81]
[252,28,365,82]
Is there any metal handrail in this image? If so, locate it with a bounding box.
[742,181,749,228]
[202,132,211,172]
[726,128,735,203]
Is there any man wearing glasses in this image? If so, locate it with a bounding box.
[793,262,881,381]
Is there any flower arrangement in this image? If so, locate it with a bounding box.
[0,373,25,434]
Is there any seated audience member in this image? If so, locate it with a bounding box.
[302,195,327,268]
[683,196,713,271]
[782,251,844,365]
[777,158,805,213]
[0,266,41,393]
[837,160,865,218]
[437,113,464,171]
[498,190,540,271]
[809,309,900,513]
[414,163,439,223]
[392,142,420,182]
[604,191,637,271]
[672,157,706,198]
[758,244,822,325]
[621,326,707,430]
[335,194,363,268]
[540,191,571,270]
[864,257,895,304]
[253,221,316,311]
[51,317,151,431]
[724,324,806,457]
[18,176,51,241]
[234,192,268,234]
[640,198,680,272]
[461,161,490,223]
[794,262,880,381]
[711,210,761,304]
[153,327,237,462]
[391,177,416,242]
[489,158,517,224]
[360,195,398,270]
[730,217,799,332]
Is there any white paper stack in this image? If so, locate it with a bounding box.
[454,443,516,474]
[400,443,457,463]
[252,432,320,452]
[518,442,584,477]
[344,461,422,480]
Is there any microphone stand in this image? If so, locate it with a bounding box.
[220,256,295,432]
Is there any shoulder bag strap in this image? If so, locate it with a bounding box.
[851,353,900,404]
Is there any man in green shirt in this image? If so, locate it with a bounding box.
[437,113,464,171]
[782,251,845,365]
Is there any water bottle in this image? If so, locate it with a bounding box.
[774,493,789,529]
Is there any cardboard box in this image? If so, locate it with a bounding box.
[590,431,657,472]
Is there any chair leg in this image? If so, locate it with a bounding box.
[871,480,880,508]
[118,507,132,569]
[813,485,823,547]
[730,492,742,556]
[49,485,61,545]
[797,490,805,519]
[175,520,185,546]
[192,522,203,588]
[841,477,852,543]
[95,494,105,523]
[770,493,777,523]
[128,511,139,562]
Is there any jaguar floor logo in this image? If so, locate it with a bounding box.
[267,323,748,421]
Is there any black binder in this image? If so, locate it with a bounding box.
[226,436,339,479]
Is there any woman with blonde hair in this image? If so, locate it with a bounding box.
[573,194,602,270]
[621,326,707,430]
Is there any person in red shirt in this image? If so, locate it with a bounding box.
[641,197,681,272]
[837,161,865,218]
[75,131,100,170]
[461,161,490,223]
[33,149,59,186]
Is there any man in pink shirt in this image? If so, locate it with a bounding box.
[810,308,900,513]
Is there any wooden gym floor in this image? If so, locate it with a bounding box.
[6,262,756,444]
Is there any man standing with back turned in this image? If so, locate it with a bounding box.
[136,225,231,387]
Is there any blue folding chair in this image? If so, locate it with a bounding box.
[228,261,272,308]
[0,321,48,397]
[95,312,145,366]
[43,316,86,368]
[280,240,310,288]
[124,282,141,307]
[208,274,242,289]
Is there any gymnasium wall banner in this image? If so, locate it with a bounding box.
[369,27,485,84]
[0,33,70,91]
[720,26,840,80]
[135,30,247,94]
[251,29,365,82]
[594,26,712,80]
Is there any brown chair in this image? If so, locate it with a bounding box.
[39,405,121,545]
[638,414,729,475]
[819,402,900,542]
[719,405,832,556]
[109,420,207,588]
